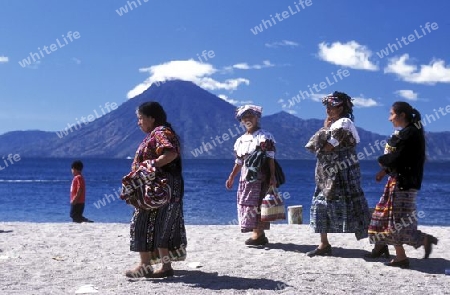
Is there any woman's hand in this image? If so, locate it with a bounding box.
[375,169,387,182]
[225,177,234,190]
[324,117,333,128]
[322,142,334,152]
[226,164,241,190]
[269,175,277,187]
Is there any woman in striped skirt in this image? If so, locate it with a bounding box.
[225,104,277,246]
[124,101,187,278]
[305,92,371,257]
[367,101,438,268]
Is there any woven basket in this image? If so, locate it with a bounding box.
[261,186,286,222]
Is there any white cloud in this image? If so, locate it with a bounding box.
[385,54,450,84]
[199,77,250,92]
[232,60,274,70]
[318,41,378,71]
[218,94,253,106]
[0,56,8,63]
[265,40,299,48]
[310,93,324,102]
[232,63,250,70]
[286,109,297,115]
[72,57,81,65]
[126,59,250,99]
[352,97,379,107]
[395,89,418,101]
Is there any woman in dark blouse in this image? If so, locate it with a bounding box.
[367,101,438,268]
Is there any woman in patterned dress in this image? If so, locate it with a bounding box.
[125,101,187,278]
[225,105,277,246]
[367,101,438,268]
[305,91,370,257]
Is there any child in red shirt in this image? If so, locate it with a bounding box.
[70,160,93,223]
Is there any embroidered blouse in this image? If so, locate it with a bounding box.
[233,129,276,165]
[132,126,181,171]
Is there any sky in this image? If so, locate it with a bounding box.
[1,0,449,136]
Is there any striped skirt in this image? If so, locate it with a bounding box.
[237,164,270,233]
[130,171,187,264]
[368,176,425,248]
[310,148,370,240]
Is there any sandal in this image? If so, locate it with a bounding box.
[306,244,332,257]
[245,234,269,246]
[125,264,153,278]
[145,268,174,278]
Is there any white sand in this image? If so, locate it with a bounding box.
[0,223,448,295]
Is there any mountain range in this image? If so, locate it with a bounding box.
[0,80,449,160]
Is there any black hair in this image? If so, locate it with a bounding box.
[137,101,169,127]
[333,91,354,121]
[71,160,83,171]
[392,101,423,126]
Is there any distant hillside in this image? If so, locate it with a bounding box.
[0,80,449,160]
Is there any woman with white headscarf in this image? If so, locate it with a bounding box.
[225,105,277,246]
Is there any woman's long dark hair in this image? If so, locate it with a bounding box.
[138,101,171,128]
[392,101,426,163]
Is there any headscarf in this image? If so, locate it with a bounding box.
[322,95,344,107]
[235,104,263,121]
[321,91,355,121]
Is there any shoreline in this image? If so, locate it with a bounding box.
[3,220,449,227]
[0,223,448,294]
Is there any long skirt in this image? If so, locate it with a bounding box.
[130,171,187,264]
[237,165,270,233]
[310,148,370,240]
[368,176,425,247]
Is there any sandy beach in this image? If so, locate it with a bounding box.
[0,223,448,295]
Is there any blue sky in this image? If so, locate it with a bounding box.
[1,0,449,136]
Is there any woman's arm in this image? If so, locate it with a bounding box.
[321,142,335,152]
[322,118,359,152]
[378,131,411,170]
[267,157,277,187]
[375,169,387,182]
[153,149,178,167]
[225,163,242,189]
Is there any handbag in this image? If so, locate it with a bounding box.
[120,160,171,210]
[260,186,286,222]
[274,159,285,187]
